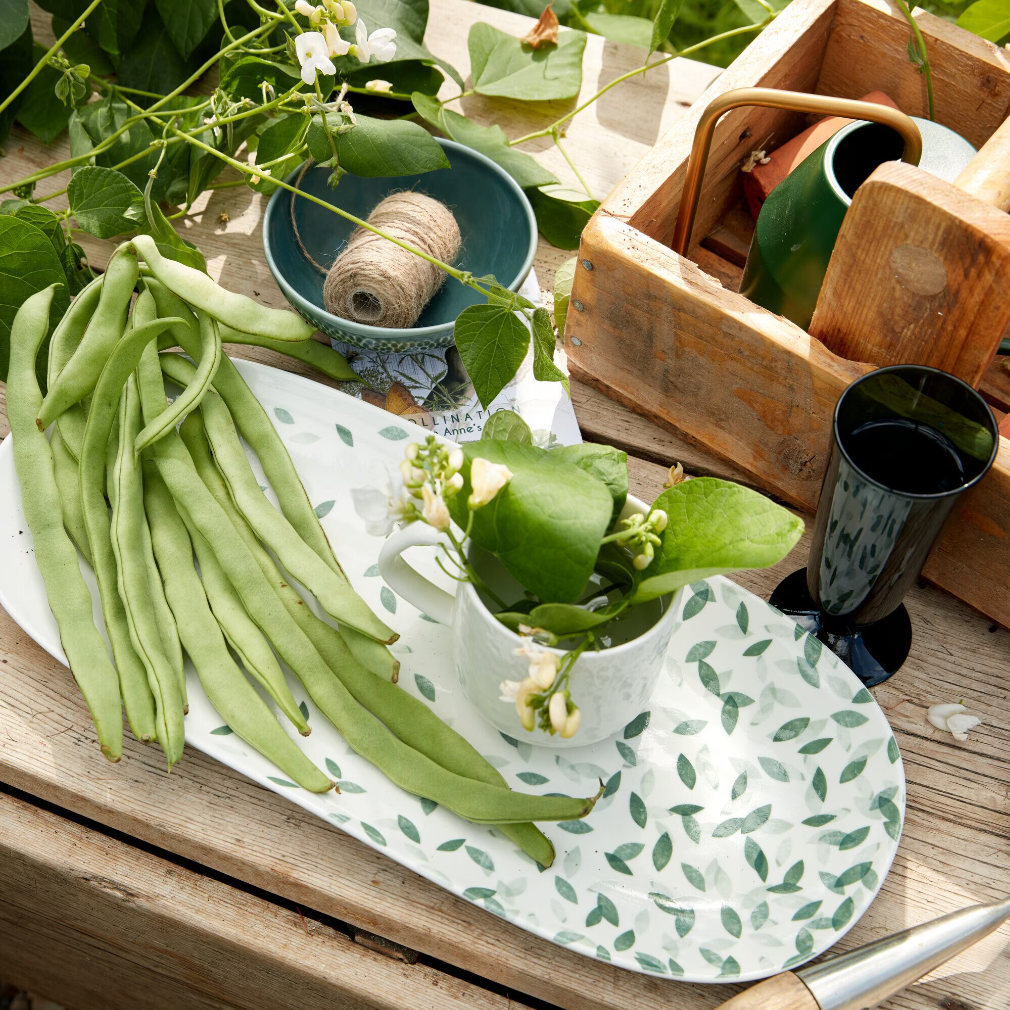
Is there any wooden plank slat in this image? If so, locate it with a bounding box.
[0,788,533,1010]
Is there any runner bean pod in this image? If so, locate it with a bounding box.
[110,377,186,767]
[142,461,332,793]
[38,242,138,430]
[7,286,123,761]
[50,426,93,566]
[157,347,398,683]
[132,235,314,342]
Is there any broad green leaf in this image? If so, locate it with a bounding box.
[0,0,28,50]
[68,166,146,239]
[633,478,804,602]
[802,813,835,826]
[54,17,114,74]
[743,638,772,656]
[554,443,628,520]
[650,0,685,54]
[454,303,530,408]
[430,103,558,189]
[553,256,576,336]
[468,22,586,101]
[759,756,789,782]
[0,22,33,145]
[839,826,870,850]
[308,113,449,177]
[603,770,621,797]
[605,851,633,875]
[342,58,444,97]
[529,306,570,392]
[958,0,1010,42]
[117,7,196,96]
[526,184,598,250]
[832,897,855,929]
[793,900,822,920]
[155,0,217,58]
[834,862,872,887]
[0,216,69,381]
[523,601,621,636]
[251,114,307,194]
[584,11,653,47]
[482,409,532,443]
[713,817,743,838]
[87,0,145,55]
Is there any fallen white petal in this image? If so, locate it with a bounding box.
[927,703,966,731]
[946,713,982,741]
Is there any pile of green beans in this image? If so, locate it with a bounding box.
[5,243,597,857]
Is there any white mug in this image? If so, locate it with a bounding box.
[377,495,681,748]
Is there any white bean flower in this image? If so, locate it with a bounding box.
[351,465,412,535]
[351,18,397,63]
[548,692,568,734]
[324,21,351,57]
[295,31,336,85]
[468,457,513,509]
[927,702,982,742]
[365,79,393,93]
[295,0,324,23]
[421,484,451,532]
[499,679,521,703]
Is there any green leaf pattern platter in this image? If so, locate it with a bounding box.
[0,359,905,984]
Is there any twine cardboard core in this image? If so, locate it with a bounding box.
[322,192,461,329]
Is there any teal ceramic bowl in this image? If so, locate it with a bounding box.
[263,139,537,351]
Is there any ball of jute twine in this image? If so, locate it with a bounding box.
[320,191,461,329]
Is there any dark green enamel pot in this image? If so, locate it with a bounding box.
[740,117,976,331]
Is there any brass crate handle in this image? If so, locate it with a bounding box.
[671,87,923,256]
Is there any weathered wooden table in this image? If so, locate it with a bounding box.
[1,3,1008,1008]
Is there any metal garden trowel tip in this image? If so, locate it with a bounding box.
[796,897,1010,1010]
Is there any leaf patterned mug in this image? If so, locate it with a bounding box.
[378,496,682,747]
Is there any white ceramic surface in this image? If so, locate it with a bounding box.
[378,499,681,747]
[0,359,905,983]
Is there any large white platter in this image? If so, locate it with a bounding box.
[0,359,904,983]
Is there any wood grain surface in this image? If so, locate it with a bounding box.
[1,2,1009,1009]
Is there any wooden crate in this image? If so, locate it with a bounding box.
[566,0,1010,627]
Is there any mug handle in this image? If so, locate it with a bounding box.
[377,522,456,626]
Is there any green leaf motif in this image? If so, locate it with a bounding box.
[719,956,741,978]
[674,719,707,736]
[743,638,772,656]
[802,814,836,827]
[699,662,721,696]
[840,756,868,783]
[614,842,644,861]
[397,815,420,843]
[267,776,299,788]
[339,781,366,794]
[839,826,870,851]
[799,737,832,755]
[793,900,822,921]
[634,952,666,974]
[682,863,706,891]
[721,905,743,938]
[614,741,637,767]
[335,423,354,446]
[731,771,748,800]
[378,425,410,440]
[652,832,672,871]
[379,586,396,613]
[314,500,335,518]
[668,957,684,976]
[736,601,749,634]
[669,803,703,816]
[751,901,770,930]
[759,756,789,782]
[677,753,696,789]
[468,22,586,101]
[832,710,870,728]
[362,822,387,846]
[852,688,873,703]
[274,407,294,424]
[553,930,584,945]
[812,767,828,803]
[555,876,578,904]
[742,804,772,834]
[597,893,619,926]
[606,853,633,875]
[437,838,466,851]
[613,929,636,952]
[720,692,741,735]
[624,711,651,739]
[796,927,815,956]
[835,862,873,888]
[559,820,594,834]
[516,771,548,786]
[603,771,622,798]
[745,836,768,881]
[210,725,233,735]
[686,640,716,662]
[465,845,494,871]
[774,717,810,742]
[713,817,743,838]
[888,737,901,764]
[682,815,701,844]
[630,792,647,829]
[463,886,496,900]
[420,798,438,816]
[804,634,822,667]
[832,897,855,930]
[414,673,435,702]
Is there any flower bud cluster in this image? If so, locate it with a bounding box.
[293,0,396,85]
[619,509,668,570]
[500,640,581,739]
[396,436,465,533]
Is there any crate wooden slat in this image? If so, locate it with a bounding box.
[567,0,1010,628]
